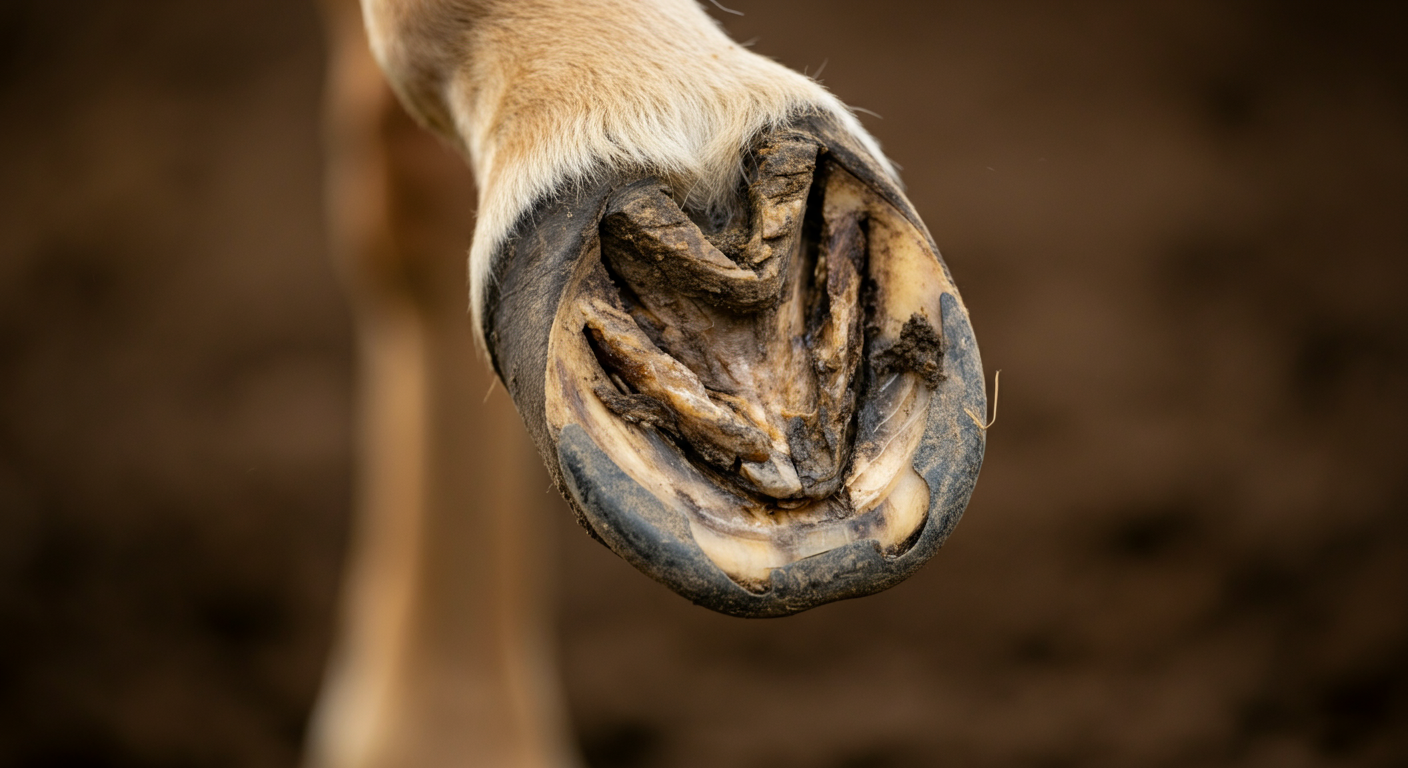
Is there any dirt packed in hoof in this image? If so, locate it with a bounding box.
[873,313,945,387]
[2,1,1407,768]
[582,133,902,507]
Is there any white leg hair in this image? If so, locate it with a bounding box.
[360,0,893,343]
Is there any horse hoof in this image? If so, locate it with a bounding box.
[484,114,986,617]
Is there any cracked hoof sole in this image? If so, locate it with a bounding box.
[486,115,985,617]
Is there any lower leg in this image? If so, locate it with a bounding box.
[305,3,577,765]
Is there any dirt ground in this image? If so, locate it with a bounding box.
[1,1,1405,767]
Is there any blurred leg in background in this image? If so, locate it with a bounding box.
[304,2,577,766]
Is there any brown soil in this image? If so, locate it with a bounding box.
[2,1,1405,767]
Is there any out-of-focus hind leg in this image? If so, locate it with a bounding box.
[304,2,578,766]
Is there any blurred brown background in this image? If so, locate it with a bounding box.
[1,1,1405,766]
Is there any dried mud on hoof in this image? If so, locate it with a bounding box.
[485,115,986,617]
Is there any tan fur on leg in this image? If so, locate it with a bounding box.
[360,0,894,343]
[309,2,578,765]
